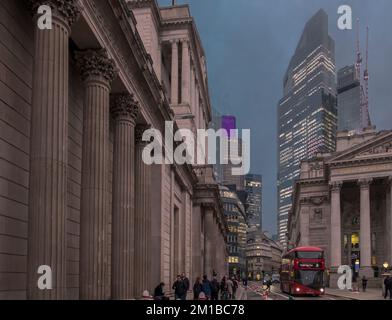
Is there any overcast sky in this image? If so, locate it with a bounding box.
[158,0,392,234]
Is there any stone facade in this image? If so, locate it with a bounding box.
[246,227,283,280]
[0,0,227,299]
[289,128,392,286]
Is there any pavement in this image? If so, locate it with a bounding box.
[325,288,386,300]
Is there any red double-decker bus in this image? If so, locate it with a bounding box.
[280,246,325,296]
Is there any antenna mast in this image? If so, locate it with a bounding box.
[363,26,370,128]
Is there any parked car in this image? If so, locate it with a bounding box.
[272,273,280,284]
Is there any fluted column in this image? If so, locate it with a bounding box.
[27,0,79,300]
[171,40,179,105]
[330,181,342,268]
[181,39,191,105]
[359,178,373,277]
[110,94,139,300]
[203,207,214,277]
[134,125,152,299]
[192,204,202,280]
[76,49,117,300]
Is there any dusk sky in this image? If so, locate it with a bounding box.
[159,0,392,234]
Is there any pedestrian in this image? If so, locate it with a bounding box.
[211,276,220,300]
[201,275,212,300]
[193,277,203,300]
[384,276,392,300]
[220,276,228,300]
[181,273,190,300]
[226,277,234,300]
[362,275,368,292]
[141,290,154,300]
[172,275,186,300]
[198,292,208,301]
[232,277,238,299]
[154,282,168,300]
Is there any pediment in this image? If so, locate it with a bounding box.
[328,131,392,163]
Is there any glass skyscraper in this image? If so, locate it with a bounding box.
[337,65,362,132]
[244,174,262,230]
[277,9,337,247]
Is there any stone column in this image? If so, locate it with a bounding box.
[192,204,202,280]
[110,94,139,300]
[359,178,373,277]
[330,182,342,269]
[171,40,179,105]
[388,177,392,267]
[181,39,191,105]
[76,49,117,300]
[203,207,215,277]
[27,0,79,300]
[134,125,152,299]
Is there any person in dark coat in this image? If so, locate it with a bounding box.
[181,273,190,300]
[172,275,186,300]
[384,276,392,299]
[193,277,203,300]
[362,276,368,292]
[211,276,220,300]
[201,275,212,300]
[154,282,168,300]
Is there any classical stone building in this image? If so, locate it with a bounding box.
[0,0,227,299]
[246,227,283,280]
[289,128,392,286]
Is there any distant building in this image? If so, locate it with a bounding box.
[246,227,283,280]
[277,9,337,248]
[210,108,224,183]
[245,174,262,229]
[221,116,245,190]
[337,65,362,132]
[220,186,247,278]
[288,128,392,287]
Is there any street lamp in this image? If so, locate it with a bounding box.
[383,262,389,271]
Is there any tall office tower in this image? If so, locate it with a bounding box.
[337,65,362,132]
[277,9,337,248]
[244,174,263,229]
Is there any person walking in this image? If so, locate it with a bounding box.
[172,275,186,300]
[201,275,212,300]
[181,273,190,300]
[362,276,368,292]
[193,277,203,300]
[211,276,220,300]
[384,276,392,299]
[232,277,238,299]
[220,276,228,300]
[226,277,234,300]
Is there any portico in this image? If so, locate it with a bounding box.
[289,129,392,287]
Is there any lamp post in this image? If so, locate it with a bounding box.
[383,262,389,272]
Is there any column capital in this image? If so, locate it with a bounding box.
[170,39,180,45]
[135,125,152,145]
[358,178,373,189]
[28,0,80,26]
[330,181,343,192]
[110,93,139,123]
[75,49,117,83]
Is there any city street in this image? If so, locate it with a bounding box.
[245,282,350,301]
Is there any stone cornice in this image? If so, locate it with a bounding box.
[81,0,173,127]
